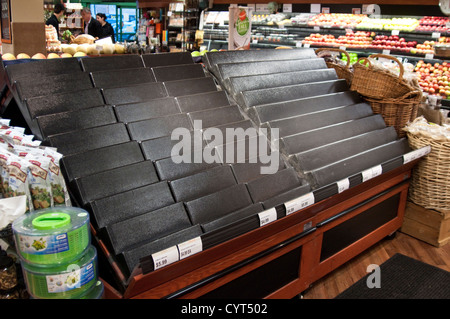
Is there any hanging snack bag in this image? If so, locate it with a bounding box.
[0,146,12,196]
[24,152,53,210]
[44,148,71,207]
[6,154,33,212]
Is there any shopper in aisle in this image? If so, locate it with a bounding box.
[45,3,65,38]
[81,7,103,39]
[96,13,115,43]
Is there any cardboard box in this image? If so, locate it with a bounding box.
[401,201,450,247]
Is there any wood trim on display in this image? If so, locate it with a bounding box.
[208,0,438,5]
[100,159,419,299]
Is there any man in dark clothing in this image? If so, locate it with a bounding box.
[45,3,65,37]
[81,7,103,39]
[96,13,115,43]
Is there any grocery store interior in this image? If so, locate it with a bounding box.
[0,0,449,302]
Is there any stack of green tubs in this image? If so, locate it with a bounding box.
[12,207,103,299]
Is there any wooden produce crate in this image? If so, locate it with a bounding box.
[401,201,450,247]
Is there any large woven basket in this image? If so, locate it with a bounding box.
[316,48,353,85]
[351,54,415,100]
[364,90,422,138]
[407,132,450,210]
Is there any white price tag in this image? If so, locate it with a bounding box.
[339,46,347,51]
[167,11,172,17]
[152,246,179,270]
[432,32,441,39]
[425,53,435,60]
[303,43,311,48]
[296,42,303,48]
[258,207,277,227]
[178,237,203,260]
[391,30,400,36]
[337,178,350,193]
[403,146,431,164]
[252,39,258,44]
[382,49,391,55]
[285,192,315,215]
[282,4,292,13]
[313,26,320,31]
[362,165,383,182]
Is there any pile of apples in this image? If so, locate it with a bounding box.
[308,13,367,28]
[335,31,373,48]
[412,40,436,55]
[302,33,337,46]
[303,31,373,48]
[369,35,417,53]
[416,16,449,33]
[415,60,450,98]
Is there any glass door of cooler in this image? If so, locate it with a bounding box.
[119,7,138,42]
[90,4,138,42]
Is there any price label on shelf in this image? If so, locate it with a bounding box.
[296,42,303,48]
[152,246,179,270]
[425,53,435,60]
[337,178,350,193]
[339,46,347,51]
[432,32,441,39]
[391,30,400,36]
[303,43,311,48]
[362,165,383,182]
[403,146,431,164]
[382,49,391,55]
[285,192,315,215]
[313,26,320,31]
[258,207,277,227]
[282,4,292,13]
[178,237,203,260]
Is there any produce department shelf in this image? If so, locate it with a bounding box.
[0,50,430,299]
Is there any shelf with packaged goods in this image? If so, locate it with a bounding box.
[202,18,450,61]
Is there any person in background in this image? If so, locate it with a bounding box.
[45,3,65,37]
[96,13,115,43]
[81,7,103,39]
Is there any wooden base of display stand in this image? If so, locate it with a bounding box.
[100,161,417,299]
[401,201,450,247]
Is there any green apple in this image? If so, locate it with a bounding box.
[191,51,200,57]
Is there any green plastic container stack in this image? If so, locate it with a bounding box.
[12,207,103,299]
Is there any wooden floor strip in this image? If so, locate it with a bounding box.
[303,231,450,299]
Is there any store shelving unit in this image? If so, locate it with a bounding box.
[201,11,450,61]
[167,2,200,51]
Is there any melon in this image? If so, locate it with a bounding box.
[63,44,77,56]
[114,43,125,54]
[32,53,46,59]
[47,53,60,59]
[73,52,87,57]
[86,45,97,55]
[103,44,114,55]
[16,53,31,59]
[2,53,16,60]
[60,53,72,58]
[76,44,89,54]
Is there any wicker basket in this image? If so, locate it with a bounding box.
[316,48,353,85]
[351,54,415,100]
[364,90,422,138]
[407,132,450,211]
